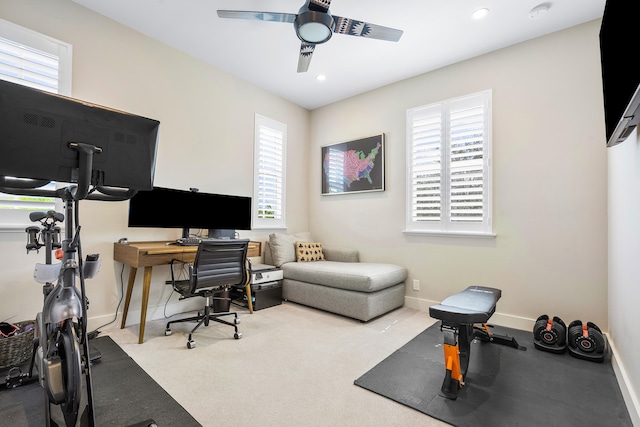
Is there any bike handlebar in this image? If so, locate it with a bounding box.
[0,176,138,202]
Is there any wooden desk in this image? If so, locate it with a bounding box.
[114,240,261,343]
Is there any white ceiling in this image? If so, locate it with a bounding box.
[71,0,606,110]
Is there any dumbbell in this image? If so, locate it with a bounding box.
[533,314,567,354]
[567,320,606,363]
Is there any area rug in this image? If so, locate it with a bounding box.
[0,335,201,426]
[354,324,632,427]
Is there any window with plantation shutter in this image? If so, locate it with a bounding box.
[0,18,72,229]
[406,90,494,237]
[253,114,286,229]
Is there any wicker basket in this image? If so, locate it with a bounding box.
[0,320,35,370]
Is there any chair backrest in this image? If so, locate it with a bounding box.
[190,238,250,293]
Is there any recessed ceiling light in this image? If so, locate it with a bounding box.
[316,74,326,81]
[472,8,489,20]
[529,3,550,20]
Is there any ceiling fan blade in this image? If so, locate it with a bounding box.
[297,43,315,73]
[332,16,403,42]
[308,0,332,13]
[217,10,297,23]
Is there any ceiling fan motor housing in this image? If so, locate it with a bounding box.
[294,9,335,44]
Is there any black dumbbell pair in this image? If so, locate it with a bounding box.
[533,314,607,363]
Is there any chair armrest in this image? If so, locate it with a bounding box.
[323,247,359,263]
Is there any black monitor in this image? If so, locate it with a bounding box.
[0,79,159,190]
[599,0,640,147]
[127,186,252,238]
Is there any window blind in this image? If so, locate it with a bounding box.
[407,90,492,235]
[449,96,485,223]
[0,37,59,93]
[0,19,71,228]
[253,115,286,229]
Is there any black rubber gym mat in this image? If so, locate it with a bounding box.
[354,323,632,427]
[0,335,201,426]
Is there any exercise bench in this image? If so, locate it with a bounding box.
[429,286,525,400]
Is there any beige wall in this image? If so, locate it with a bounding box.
[0,3,607,331]
[0,0,310,329]
[0,4,633,419]
[309,20,608,330]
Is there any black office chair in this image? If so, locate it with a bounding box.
[165,238,251,349]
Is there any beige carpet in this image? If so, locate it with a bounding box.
[103,302,447,427]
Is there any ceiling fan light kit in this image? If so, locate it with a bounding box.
[295,11,335,44]
[217,0,403,73]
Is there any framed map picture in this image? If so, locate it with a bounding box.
[321,134,385,195]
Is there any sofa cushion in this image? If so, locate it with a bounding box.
[269,232,312,267]
[281,261,407,293]
[295,241,325,262]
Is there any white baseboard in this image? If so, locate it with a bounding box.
[405,295,640,427]
[609,336,640,427]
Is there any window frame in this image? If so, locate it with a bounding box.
[0,19,72,230]
[252,114,287,230]
[405,90,495,238]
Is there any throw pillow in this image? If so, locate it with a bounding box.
[269,232,312,267]
[295,241,325,262]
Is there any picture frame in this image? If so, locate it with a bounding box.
[321,133,385,195]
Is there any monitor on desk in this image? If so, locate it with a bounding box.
[127,186,252,238]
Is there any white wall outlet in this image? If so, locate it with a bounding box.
[413,279,420,291]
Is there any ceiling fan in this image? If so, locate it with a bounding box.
[217,0,403,73]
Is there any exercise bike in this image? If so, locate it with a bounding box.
[1,144,140,427]
[26,203,101,426]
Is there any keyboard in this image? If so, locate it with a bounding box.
[176,237,202,246]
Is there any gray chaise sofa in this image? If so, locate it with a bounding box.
[264,232,408,322]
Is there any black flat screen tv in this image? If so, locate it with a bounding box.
[127,186,252,238]
[0,79,159,190]
[599,0,640,147]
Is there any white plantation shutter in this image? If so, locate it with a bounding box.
[0,181,57,208]
[449,95,486,223]
[406,90,493,236]
[0,37,59,92]
[253,114,286,229]
[409,104,443,222]
[0,19,72,229]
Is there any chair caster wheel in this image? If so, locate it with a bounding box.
[187,340,196,349]
[234,332,242,339]
[234,318,241,325]
[165,328,172,336]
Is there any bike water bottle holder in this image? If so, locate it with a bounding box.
[83,258,101,279]
[34,259,102,283]
[34,263,62,284]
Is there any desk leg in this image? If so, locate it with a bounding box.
[245,283,254,314]
[138,266,153,344]
[120,267,138,329]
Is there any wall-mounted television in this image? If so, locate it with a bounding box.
[0,79,159,192]
[599,0,640,147]
[127,186,252,238]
